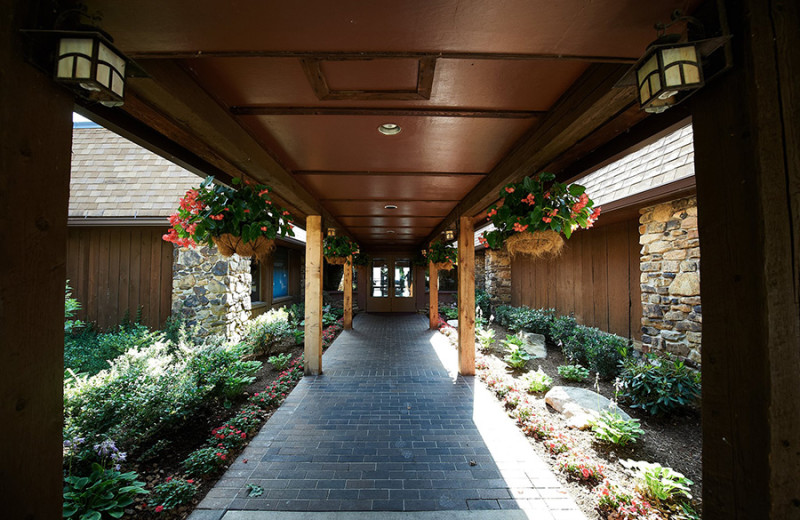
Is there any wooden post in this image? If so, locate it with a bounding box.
[690,0,800,517]
[343,255,353,330]
[457,216,475,375]
[1,2,74,516]
[304,216,323,374]
[429,259,439,329]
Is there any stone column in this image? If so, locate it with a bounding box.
[485,249,512,307]
[172,246,252,342]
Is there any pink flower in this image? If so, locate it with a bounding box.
[505,186,515,194]
[155,505,164,513]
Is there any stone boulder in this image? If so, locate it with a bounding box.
[447,319,459,328]
[519,332,547,359]
[545,386,632,430]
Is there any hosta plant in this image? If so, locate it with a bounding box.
[521,366,553,393]
[502,335,530,370]
[476,327,496,352]
[621,460,693,505]
[557,364,590,382]
[588,409,644,447]
[63,463,148,520]
[267,352,293,371]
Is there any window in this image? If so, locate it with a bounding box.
[272,246,289,299]
[250,259,261,301]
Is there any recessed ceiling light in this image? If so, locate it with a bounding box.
[384,204,398,210]
[387,230,396,234]
[378,123,402,135]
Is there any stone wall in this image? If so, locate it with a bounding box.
[172,246,252,342]
[639,195,701,365]
[475,249,486,291]
[485,249,512,307]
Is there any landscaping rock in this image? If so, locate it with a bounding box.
[519,332,547,359]
[545,386,631,430]
[447,319,459,328]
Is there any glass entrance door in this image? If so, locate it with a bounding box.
[366,256,416,312]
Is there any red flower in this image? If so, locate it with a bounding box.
[165,476,172,482]
[240,432,246,439]
[581,468,591,479]
[522,193,535,205]
[487,208,497,217]
[505,186,515,194]
[261,226,268,231]
[155,505,164,513]
[187,479,195,484]
[542,217,552,223]
[512,222,528,232]
[259,188,269,196]
[244,209,250,213]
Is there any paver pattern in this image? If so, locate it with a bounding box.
[191,313,585,519]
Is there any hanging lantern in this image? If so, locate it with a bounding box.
[327,228,337,237]
[633,36,703,114]
[444,229,455,241]
[55,32,127,107]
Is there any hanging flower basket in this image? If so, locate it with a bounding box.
[323,235,359,265]
[480,172,600,258]
[432,260,455,271]
[352,252,371,270]
[426,240,457,270]
[212,234,276,262]
[504,230,564,258]
[163,176,294,262]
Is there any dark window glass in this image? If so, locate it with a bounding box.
[273,247,289,299]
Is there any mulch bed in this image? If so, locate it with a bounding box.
[467,322,702,518]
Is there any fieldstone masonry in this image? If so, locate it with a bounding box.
[172,246,252,342]
[475,249,486,291]
[485,249,511,307]
[639,196,702,365]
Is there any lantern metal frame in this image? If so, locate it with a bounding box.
[444,229,455,241]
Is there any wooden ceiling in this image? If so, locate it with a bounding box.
[81,0,699,250]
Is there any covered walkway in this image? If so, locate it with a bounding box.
[190,314,584,519]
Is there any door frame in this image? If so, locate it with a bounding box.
[366,255,416,312]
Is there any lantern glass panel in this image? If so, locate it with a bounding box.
[57,38,93,79]
[97,41,126,95]
[636,54,659,105]
[661,46,700,87]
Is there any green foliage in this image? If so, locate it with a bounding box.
[549,315,577,346]
[502,335,531,370]
[163,176,295,248]
[491,305,554,335]
[63,463,148,520]
[481,173,600,249]
[521,367,553,393]
[64,324,160,377]
[563,325,628,379]
[151,478,197,511]
[475,289,491,318]
[323,235,359,258]
[352,251,371,267]
[589,409,644,446]
[619,354,701,416]
[286,303,304,329]
[476,327,496,352]
[183,446,229,478]
[493,305,515,328]
[268,352,293,371]
[426,240,458,266]
[64,341,261,454]
[439,303,458,321]
[557,364,590,382]
[227,404,265,434]
[65,282,85,335]
[241,308,294,357]
[621,460,693,505]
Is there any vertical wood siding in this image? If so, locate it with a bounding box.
[66,227,173,330]
[510,218,642,340]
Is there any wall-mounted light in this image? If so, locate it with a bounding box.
[616,10,731,114]
[444,229,455,241]
[55,32,127,107]
[327,228,337,237]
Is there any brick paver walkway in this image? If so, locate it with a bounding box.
[190,313,586,520]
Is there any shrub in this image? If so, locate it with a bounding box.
[521,367,553,393]
[618,354,701,416]
[509,307,555,335]
[439,303,458,320]
[241,308,294,356]
[502,335,530,370]
[588,409,644,447]
[183,446,229,477]
[557,364,590,382]
[476,327,495,352]
[151,477,197,511]
[492,305,516,328]
[65,324,159,376]
[564,325,628,379]
[268,352,292,370]
[549,315,577,346]
[475,289,491,319]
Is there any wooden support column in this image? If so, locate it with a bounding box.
[457,217,475,375]
[343,255,353,330]
[690,0,800,517]
[429,260,439,329]
[303,216,323,375]
[1,2,74,517]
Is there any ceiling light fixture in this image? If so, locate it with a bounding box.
[384,204,398,210]
[378,123,402,136]
[387,230,396,234]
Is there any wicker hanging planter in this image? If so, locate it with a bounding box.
[504,230,564,258]
[432,261,455,271]
[325,256,349,265]
[212,233,275,262]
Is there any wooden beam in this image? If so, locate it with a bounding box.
[230,106,543,119]
[457,217,476,375]
[429,260,439,330]
[425,63,634,244]
[128,49,637,64]
[343,255,353,330]
[122,60,341,228]
[304,216,323,375]
[691,0,800,517]
[1,2,73,516]
[295,171,487,178]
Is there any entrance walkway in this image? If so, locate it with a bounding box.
[190,314,586,520]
